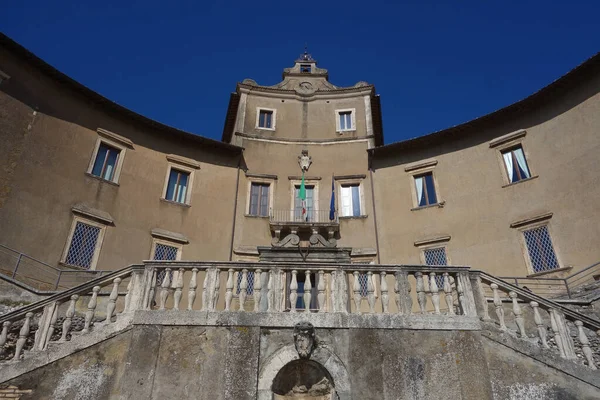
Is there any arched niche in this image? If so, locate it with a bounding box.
[257,345,351,400]
[272,359,334,399]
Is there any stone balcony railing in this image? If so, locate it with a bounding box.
[1,261,599,376]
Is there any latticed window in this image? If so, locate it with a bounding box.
[523,226,559,273]
[236,271,255,295]
[358,273,369,297]
[65,222,101,269]
[423,247,448,286]
[153,243,178,284]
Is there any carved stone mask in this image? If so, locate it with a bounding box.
[293,322,316,359]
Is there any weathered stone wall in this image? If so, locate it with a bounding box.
[5,325,600,399]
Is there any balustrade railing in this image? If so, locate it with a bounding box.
[270,209,338,224]
[0,265,144,363]
[471,270,600,370]
[142,261,475,317]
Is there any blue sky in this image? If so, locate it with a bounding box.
[2,1,598,144]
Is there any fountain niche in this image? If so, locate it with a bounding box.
[272,359,335,400]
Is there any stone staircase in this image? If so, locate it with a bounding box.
[0,261,599,394]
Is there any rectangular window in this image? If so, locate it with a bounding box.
[165,169,190,204]
[300,64,311,73]
[414,173,437,207]
[294,185,315,221]
[249,183,270,217]
[65,221,102,269]
[91,143,121,182]
[340,184,361,217]
[502,146,531,183]
[358,273,369,297]
[258,110,273,129]
[523,226,559,273]
[152,242,180,284]
[338,111,353,131]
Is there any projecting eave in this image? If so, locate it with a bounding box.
[369,51,600,157]
[0,33,243,156]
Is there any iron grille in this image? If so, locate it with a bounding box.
[236,271,255,295]
[154,243,178,284]
[424,247,448,286]
[523,226,559,273]
[65,222,101,269]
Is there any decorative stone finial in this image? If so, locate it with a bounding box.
[298,150,312,172]
[293,322,316,359]
[299,45,314,62]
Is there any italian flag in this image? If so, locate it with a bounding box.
[299,172,307,220]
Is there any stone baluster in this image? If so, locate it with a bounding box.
[201,269,210,311]
[318,270,326,312]
[394,272,401,313]
[147,269,157,310]
[60,294,79,341]
[490,283,506,330]
[367,271,376,313]
[0,321,11,349]
[290,270,298,312]
[187,268,199,310]
[304,270,312,313]
[430,273,441,315]
[443,273,455,315]
[456,278,466,315]
[267,270,274,312]
[380,272,389,313]
[549,308,566,358]
[12,312,33,360]
[353,271,361,313]
[509,292,526,337]
[254,269,263,312]
[529,302,549,348]
[159,269,171,310]
[173,268,185,310]
[212,268,221,311]
[225,269,234,311]
[124,278,133,312]
[574,321,597,370]
[82,286,100,334]
[44,304,59,350]
[105,277,122,321]
[280,270,286,312]
[239,269,249,311]
[415,272,427,314]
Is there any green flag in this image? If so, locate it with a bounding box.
[299,172,306,201]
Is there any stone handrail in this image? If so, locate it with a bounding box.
[471,270,599,370]
[0,264,145,362]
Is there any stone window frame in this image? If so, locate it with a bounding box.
[255,107,277,131]
[414,236,452,266]
[86,128,134,185]
[335,108,356,133]
[160,155,200,206]
[335,175,367,218]
[405,159,444,211]
[149,238,184,261]
[245,175,276,218]
[60,215,108,271]
[289,178,320,219]
[510,213,565,277]
[489,129,538,187]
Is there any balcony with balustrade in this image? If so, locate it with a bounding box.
[269,210,339,248]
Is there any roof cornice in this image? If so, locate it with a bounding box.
[0,33,243,156]
[370,51,600,157]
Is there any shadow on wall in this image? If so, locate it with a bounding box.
[272,359,335,399]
